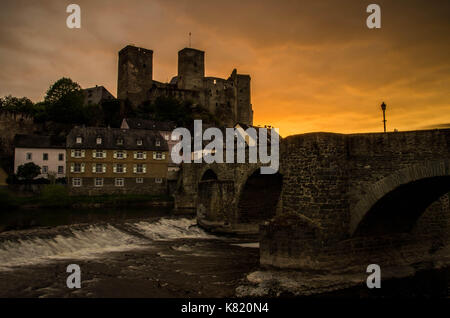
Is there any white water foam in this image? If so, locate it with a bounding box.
[0,224,146,271]
[131,218,215,241]
[0,218,216,271]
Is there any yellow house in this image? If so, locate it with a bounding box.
[66,126,169,195]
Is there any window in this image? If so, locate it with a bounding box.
[155,178,163,184]
[74,163,81,172]
[136,178,143,184]
[137,139,143,146]
[136,164,144,173]
[58,166,64,174]
[76,137,83,144]
[115,151,126,159]
[26,153,32,160]
[94,150,104,158]
[43,153,48,161]
[155,140,161,147]
[72,178,82,187]
[73,149,83,158]
[115,178,124,187]
[94,164,103,173]
[154,152,163,160]
[116,138,124,145]
[96,137,102,145]
[136,151,144,159]
[94,178,104,187]
[42,166,48,174]
[58,153,64,161]
[114,164,125,173]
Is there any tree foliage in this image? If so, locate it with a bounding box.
[17,162,41,182]
[0,95,34,114]
[44,77,82,104]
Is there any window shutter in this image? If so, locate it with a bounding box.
[70,163,74,172]
[143,152,147,159]
[123,165,127,173]
[123,151,127,159]
[133,164,137,173]
[133,152,137,159]
[92,151,96,158]
[102,164,106,173]
[71,150,75,158]
[92,164,96,173]
[81,150,85,158]
[113,164,117,173]
[143,164,147,173]
[113,151,117,159]
[162,153,166,160]
[153,152,156,160]
[103,151,107,158]
[81,163,85,172]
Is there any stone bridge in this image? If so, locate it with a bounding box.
[174,129,450,273]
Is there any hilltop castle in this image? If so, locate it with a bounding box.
[117,45,253,127]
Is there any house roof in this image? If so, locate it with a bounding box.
[123,118,176,132]
[66,126,168,151]
[14,134,66,149]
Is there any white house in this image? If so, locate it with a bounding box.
[14,134,66,179]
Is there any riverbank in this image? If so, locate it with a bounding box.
[0,187,174,210]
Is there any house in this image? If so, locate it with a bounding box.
[82,85,115,106]
[14,134,66,179]
[121,118,179,167]
[66,126,169,195]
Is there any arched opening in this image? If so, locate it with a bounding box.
[201,169,217,181]
[237,168,283,223]
[354,176,450,236]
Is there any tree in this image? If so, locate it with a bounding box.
[44,77,82,104]
[0,95,34,114]
[17,162,41,182]
[43,77,86,124]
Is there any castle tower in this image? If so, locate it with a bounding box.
[177,48,205,91]
[236,74,252,125]
[230,69,253,125]
[117,45,153,106]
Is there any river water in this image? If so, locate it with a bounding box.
[0,208,448,298]
[0,209,259,298]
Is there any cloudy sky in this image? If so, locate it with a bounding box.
[0,0,449,136]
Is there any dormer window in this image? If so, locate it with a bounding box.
[96,137,102,145]
[117,138,124,145]
[137,139,143,146]
[76,136,83,144]
[156,140,161,147]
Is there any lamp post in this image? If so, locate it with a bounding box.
[381,102,387,133]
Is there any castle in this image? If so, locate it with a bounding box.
[117,45,253,127]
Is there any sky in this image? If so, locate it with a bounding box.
[0,0,449,137]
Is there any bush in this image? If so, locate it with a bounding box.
[40,185,71,207]
[0,189,17,209]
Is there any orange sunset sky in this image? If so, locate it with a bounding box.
[0,0,449,137]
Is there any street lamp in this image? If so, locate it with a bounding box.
[381,102,387,133]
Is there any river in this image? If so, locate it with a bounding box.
[0,208,448,298]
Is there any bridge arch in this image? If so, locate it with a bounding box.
[350,160,450,236]
[237,167,283,223]
[200,169,218,181]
